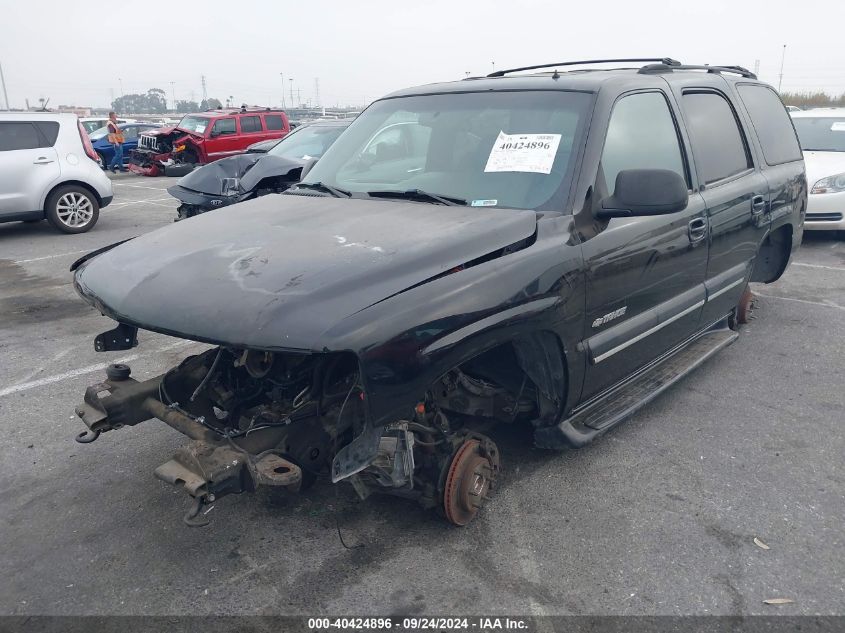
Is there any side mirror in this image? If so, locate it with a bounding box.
[209,129,220,137]
[299,157,319,180]
[597,169,688,219]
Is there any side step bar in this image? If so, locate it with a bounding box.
[535,325,739,449]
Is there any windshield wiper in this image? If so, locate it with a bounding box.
[367,189,466,206]
[292,182,351,198]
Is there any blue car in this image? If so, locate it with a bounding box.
[89,122,162,169]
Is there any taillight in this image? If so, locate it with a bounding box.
[77,120,99,162]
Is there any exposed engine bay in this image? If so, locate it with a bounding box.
[129,129,199,177]
[75,343,540,527]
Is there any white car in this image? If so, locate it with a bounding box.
[791,108,845,233]
[0,113,113,233]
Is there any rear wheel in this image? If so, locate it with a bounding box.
[96,152,107,170]
[729,284,755,329]
[46,185,99,234]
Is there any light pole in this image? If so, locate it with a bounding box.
[280,72,286,109]
[169,81,176,112]
[0,61,10,111]
[778,44,787,92]
[118,78,124,97]
[289,78,295,108]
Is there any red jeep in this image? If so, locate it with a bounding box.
[129,107,291,176]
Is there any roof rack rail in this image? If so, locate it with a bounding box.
[639,63,757,79]
[487,58,681,77]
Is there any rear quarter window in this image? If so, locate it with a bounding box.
[681,91,752,185]
[265,114,285,131]
[0,121,43,151]
[737,84,802,165]
[33,121,60,146]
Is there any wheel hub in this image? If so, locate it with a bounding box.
[443,438,500,526]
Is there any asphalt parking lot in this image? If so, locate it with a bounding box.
[0,174,843,617]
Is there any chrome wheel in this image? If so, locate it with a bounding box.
[55,192,94,228]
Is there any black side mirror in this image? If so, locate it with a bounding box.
[210,129,220,137]
[597,169,688,219]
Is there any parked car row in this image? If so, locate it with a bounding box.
[128,106,292,176]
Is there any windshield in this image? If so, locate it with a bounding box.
[268,124,348,160]
[177,115,211,134]
[301,90,591,210]
[89,125,109,141]
[792,117,845,152]
[82,120,106,134]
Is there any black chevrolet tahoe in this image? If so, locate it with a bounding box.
[70,58,806,526]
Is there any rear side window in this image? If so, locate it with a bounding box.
[240,116,262,133]
[212,118,236,135]
[265,114,284,130]
[682,91,751,185]
[737,84,802,164]
[600,91,687,194]
[0,122,43,151]
[33,121,60,146]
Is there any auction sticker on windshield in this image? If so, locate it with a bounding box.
[484,131,562,174]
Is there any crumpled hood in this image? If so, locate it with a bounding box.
[74,195,537,351]
[144,126,177,137]
[172,153,303,196]
[804,151,845,190]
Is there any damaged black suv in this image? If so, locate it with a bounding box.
[71,58,806,526]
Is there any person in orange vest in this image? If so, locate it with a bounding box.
[106,111,126,173]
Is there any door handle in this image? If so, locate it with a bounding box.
[751,195,767,215]
[688,217,707,243]
[33,157,54,165]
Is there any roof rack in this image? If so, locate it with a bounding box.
[487,58,681,77]
[639,63,757,79]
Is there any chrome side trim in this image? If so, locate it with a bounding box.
[706,277,744,302]
[593,300,705,364]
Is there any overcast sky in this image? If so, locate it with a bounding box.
[1,0,843,110]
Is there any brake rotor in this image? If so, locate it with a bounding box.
[443,438,500,526]
[736,286,755,325]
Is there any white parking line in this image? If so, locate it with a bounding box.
[756,293,844,311]
[111,182,170,191]
[792,262,845,273]
[13,250,89,264]
[0,340,193,399]
[109,197,175,208]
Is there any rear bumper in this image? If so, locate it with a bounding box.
[101,195,113,209]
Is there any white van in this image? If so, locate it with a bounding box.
[0,113,113,233]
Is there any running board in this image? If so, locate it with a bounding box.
[535,326,739,449]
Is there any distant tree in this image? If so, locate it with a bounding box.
[111,88,168,114]
[146,88,167,113]
[780,90,845,109]
[199,98,223,111]
[175,100,200,113]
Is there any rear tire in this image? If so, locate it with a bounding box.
[96,152,107,170]
[45,185,99,234]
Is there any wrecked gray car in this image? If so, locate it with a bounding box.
[168,120,351,221]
